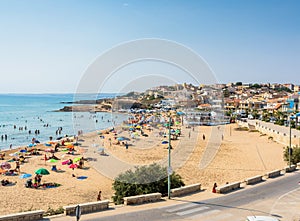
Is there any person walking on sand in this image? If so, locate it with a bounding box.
[202,134,205,140]
[97,190,102,201]
[212,183,217,193]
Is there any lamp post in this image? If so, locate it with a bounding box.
[167,115,172,199]
[289,115,292,169]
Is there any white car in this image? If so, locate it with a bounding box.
[246,216,279,221]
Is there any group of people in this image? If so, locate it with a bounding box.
[1,179,11,186]
[25,174,42,188]
[1,134,8,141]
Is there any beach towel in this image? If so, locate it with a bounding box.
[62,160,69,165]
[77,176,88,180]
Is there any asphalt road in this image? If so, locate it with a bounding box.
[58,171,300,221]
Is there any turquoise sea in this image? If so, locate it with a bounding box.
[0,93,127,151]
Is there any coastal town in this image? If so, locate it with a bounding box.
[60,82,300,129]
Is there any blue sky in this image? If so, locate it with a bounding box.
[0,0,299,93]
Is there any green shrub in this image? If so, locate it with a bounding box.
[44,207,64,216]
[283,145,300,165]
[112,163,184,204]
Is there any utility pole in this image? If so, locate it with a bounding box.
[167,116,172,199]
[289,114,292,168]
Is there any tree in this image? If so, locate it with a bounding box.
[112,163,185,204]
[283,145,300,165]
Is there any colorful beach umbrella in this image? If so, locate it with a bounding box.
[117,137,125,141]
[162,141,169,144]
[1,162,11,170]
[19,173,32,179]
[45,148,53,152]
[35,168,50,175]
[28,143,36,147]
[47,159,58,163]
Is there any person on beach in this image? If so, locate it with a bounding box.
[97,191,102,201]
[202,134,205,140]
[0,152,5,160]
[15,161,20,173]
[78,157,84,169]
[212,183,217,193]
[68,159,73,165]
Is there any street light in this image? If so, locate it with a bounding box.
[289,114,292,169]
[167,115,172,199]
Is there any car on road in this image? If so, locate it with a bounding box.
[246,216,279,221]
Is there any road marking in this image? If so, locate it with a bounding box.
[175,206,209,216]
[207,213,233,221]
[188,209,220,219]
[166,203,200,213]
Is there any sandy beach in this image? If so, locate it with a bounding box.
[0,122,287,215]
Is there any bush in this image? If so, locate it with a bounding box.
[112,163,184,204]
[44,207,64,216]
[283,145,300,165]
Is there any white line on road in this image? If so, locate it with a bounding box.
[188,209,220,219]
[206,213,233,221]
[166,203,200,213]
[175,206,209,216]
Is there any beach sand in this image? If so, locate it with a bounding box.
[0,123,287,215]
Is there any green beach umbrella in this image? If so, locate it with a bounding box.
[47,159,58,163]
[35,168,50,175]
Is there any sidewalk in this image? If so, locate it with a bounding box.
[49,189,218,221]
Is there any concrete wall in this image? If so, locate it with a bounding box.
[170,183,201,197]
[0,210,44,221]
[266,169,281,178]
[237,120,300,146]
[216,182,240,194]
[123,193,162,205]
[63,200,109,216]
[245,175,263,185]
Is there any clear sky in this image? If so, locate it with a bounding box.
[0,0,299,93]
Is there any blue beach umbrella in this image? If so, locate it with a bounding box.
[176,111,185,116]
[117,137,125,141]
[162,141,168,144]
[20,149,27,153]
[28,143,36,148]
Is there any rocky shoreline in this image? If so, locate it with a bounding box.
[56,104,111,112]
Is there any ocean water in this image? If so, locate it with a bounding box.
[0,93,127,151]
